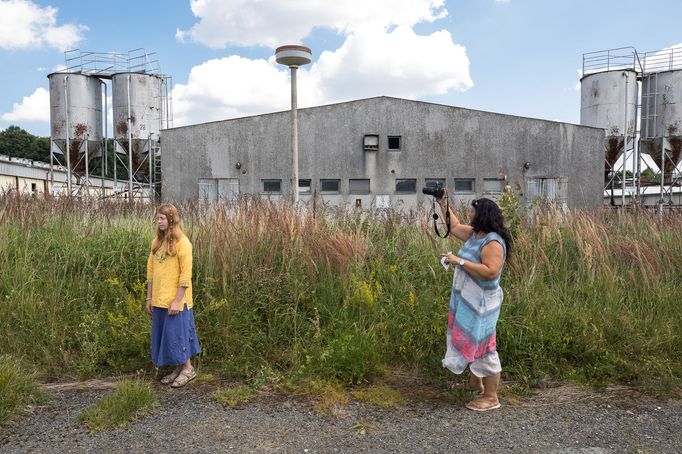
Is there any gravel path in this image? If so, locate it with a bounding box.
[1,382,680,454]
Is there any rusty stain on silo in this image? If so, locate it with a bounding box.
[117,121,128,135]
[74,123,88,138]
[604,136,623,167]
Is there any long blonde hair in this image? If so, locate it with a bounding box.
[152,203,183,256]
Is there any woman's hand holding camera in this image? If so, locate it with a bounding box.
[436,190,448,208]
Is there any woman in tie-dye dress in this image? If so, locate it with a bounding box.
[438,196,511,411]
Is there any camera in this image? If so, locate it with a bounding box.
[422,182,445,198]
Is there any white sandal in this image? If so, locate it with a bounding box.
[171,368,196,388]
[160,366,182,385]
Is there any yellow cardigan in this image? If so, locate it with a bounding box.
[146,234,193,310]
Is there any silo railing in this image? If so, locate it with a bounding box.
[582,46,642,76]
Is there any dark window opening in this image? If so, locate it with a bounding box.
[454,178,475,193]
[262,179,281,193]
[320,179,340,194]
[298,179,311,193]
[395,179,416,194]
[388,136,401,151]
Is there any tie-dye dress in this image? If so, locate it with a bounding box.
[442,231,506,377]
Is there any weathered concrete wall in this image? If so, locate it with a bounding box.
[161,97,605,209]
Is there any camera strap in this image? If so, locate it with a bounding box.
[432,197,451,238]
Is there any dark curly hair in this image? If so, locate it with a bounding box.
[470,198,512,262]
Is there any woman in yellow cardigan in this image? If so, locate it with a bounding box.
[145,203,200,388]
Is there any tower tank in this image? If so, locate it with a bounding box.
[580,69,637,175]
[111,73,163,171]
[48,73,103,171]
[640,69,682,176]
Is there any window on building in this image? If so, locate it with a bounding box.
[262,179,282,193]
[482,178,504,193]
[298,179,311,194]
[454,178,475,193]
[363,135,379,151]
[198,178,218,202]
[349,179,370,194]
[31,183,37,192]
[388,136,402,151]
[395,179,416,194]
[526,177,568,207]
[320,179,340,194]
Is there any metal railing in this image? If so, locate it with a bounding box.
[642,47,682,74]
[61,48,162,77]
[582,46,643,76]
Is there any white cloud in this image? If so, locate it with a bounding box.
[311,25,472,102]
[172,56,295,126]
[1,87,49,122]
[172,26,472,126]
[495,0,511,3]
[172,1,472,126]
[177,0,446,48]
[0,0,86,51]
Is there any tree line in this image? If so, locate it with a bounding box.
[0,126,50,162]
[0,125,135,179]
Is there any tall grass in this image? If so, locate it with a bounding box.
[0,355,45,425]
[0,193,680,393]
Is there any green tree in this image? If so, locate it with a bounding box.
[0,126,50,163]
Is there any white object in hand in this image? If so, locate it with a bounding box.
[440,252,452,271]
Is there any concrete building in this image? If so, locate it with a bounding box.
[160,96,605,209]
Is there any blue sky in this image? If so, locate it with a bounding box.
[1,0,681,137]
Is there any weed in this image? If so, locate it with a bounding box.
[351,419,375,436]
[213,385,257,408]
[351,385,405,408]
[0,355,46,425]
[79,379,158,432]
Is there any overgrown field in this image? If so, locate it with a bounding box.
[0,194,680,395]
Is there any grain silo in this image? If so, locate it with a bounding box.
[580,68,638,181]
[111,73,165,168]
[48,72,103,190]
[640,65,682,203]
[47,49,171,200]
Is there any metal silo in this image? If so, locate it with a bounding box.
[580,69,638,180]
[112,73,163,160]
[48,73,103,175]
[640,69,682,185]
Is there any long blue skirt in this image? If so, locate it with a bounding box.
[151,304,201,366]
